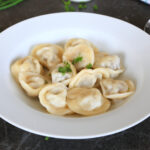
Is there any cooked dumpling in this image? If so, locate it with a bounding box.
[69,69,97,88]
[19,56,43,73]
[67,88,111,116]
[65,38,95,50]
[93,55,124,78]
[51,61,76,85]
[11,59,23,80]
[100,78,135,100]
[11,56,42,80]
[31,44,63,70]
[94,68,124,79]
[39,83,73,115]
[18,72,47,97]
[63,43,94,71]
[93,68,110,88]
[65,38,100,54]
[93,51,108,68]
[69,68,116,88]
[94,68,110,79]
[94,55,120,69]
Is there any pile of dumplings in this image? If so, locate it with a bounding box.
[11,38,135,116]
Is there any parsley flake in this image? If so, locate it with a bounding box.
[62,0,75,12]
[58,62,72,75]
[93,4,98,11]
[69,6,75,11]
[86,63,93,69]
[78,3,87,10]
[45,136,49,141]
[72,56,83,65]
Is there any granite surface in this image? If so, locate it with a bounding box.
[0,0,150,150]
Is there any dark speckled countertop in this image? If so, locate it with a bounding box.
[0,0,150,150]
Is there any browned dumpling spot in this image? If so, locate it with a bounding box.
[39,83,73,115]
[11,56,43,81]
[67,88,111,116]
[100,78,135,100]
[51,61,76,85]
[31,44,63,71]
[69,69,97,88]
[18,72,47,97]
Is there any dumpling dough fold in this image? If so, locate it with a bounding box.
[67,88,111,116]
[31,44,63,71]
[100,78,135,100]
[39,83,73,115]
[11,56,43,80]
[69,69,98,88]
[19,72,47,97]
[93,54,124,78]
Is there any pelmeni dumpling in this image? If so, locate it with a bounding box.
[94,55,120,69]
[93,55,124,78]
[93,51,108,68]
[100,78,135,100]
[65,38,94,49]
[67,88,111,116]
[31,44,63,71]
[63,43,94,71]
[65,38,100,54]
[51,61,76,85]
[11,59,23,80]
[69,69,98,88]
[18,72,47,97]
[93,68,111,89]
[94,68,125,80]
[69,68,115,88]
[39,83,73,115]
[11,56,43,80]
[94,68,110,79]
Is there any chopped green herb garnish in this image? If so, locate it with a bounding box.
[64,5,69,11]
[62,0,75,12]
[58,62,72,75]
[0,0,24,11]
[45,136,49,141]
[93,4,98,11]
[78,3,87,9]
[78,4,83,9]
[69,6,75,11]
[86,63,92,69]
[62,0,71,5]
[83,5,87,9]
[72,56,83,65]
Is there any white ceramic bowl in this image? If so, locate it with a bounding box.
[0,12,150,139]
